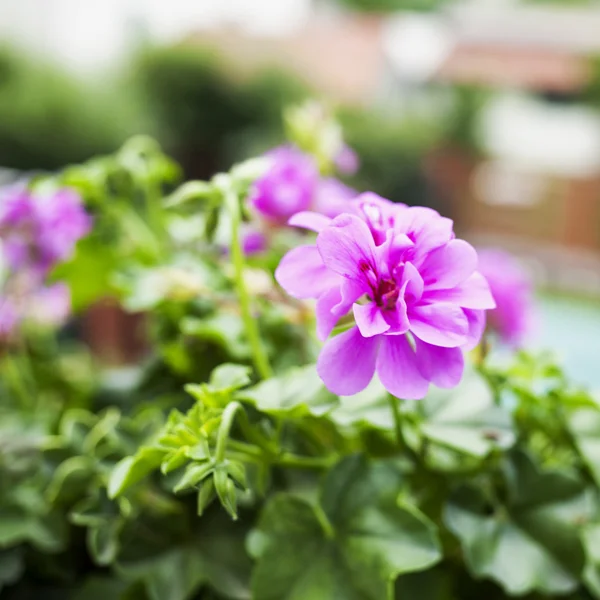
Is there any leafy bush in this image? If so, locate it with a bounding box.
[2,118,599,600]
[0,47,147,171]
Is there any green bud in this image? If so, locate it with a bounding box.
[173,462,214,493]
[197,479,216,516]
[214,468,238,520]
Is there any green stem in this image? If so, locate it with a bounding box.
[227,440,335,470]
[144,176,166,249]
[388,394,403,447]
[3,353,32,410]
[215,401,243,464]
[218,175,272,379]
[314,504,335,539]
[277,453,337,470]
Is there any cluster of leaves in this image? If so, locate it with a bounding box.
[2,137,600,600]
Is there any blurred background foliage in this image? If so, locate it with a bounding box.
[0,42,450,204]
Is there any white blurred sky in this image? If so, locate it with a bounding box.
[0,0,314,73]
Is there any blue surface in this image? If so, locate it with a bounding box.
[535,295,600,389]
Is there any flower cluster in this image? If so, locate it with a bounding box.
[275,193,496,399]
[0,186,91,339]
[477,249,535,347]
[244,145,357,255]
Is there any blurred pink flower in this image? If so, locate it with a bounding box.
[250,146,319,225]
[313,178,358,219]
[478,249,535,347]
[27,283,71,328]
[334,144,360,176]
[0,186,91,276]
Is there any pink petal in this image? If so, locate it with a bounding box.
[317,326,379,396]
[394,206,453,256]
[423,272,495,309]
[400,261,424,304]
[376,335,430,400]
[316,287,343,341]
[316,214,377,283]
[421,240,478,291]
[275,245,338,299]
[408,303,469,348]
[463,308,486,351]
[414,338,465,388]
[353,303,390,338]
[288,211,332,233]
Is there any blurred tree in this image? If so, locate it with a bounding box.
[0,47,147,171]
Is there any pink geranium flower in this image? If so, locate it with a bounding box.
[0,186,91,276]
[275,193,495,399]
[477,249,535,347]
[249,146,319,225]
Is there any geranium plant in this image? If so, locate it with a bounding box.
[1,104,600,600]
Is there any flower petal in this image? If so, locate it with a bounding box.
[421,239,478,290]
[353,303,390,338]
[408,303,469,348]
[393,206,453,256]
[275,245,338,299]
[376,335,430,400]
[316,214,377,283]
[463,308,486,351]
[414,338,465,389]
[316,287,342,341]
[423,272,496,309]
[399,261,424,304]
[288,211,332,233]
[317,326,379,396]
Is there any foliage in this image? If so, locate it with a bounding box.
[2,129,600,600]
[0,46,147,172]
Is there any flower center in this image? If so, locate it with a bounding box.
[376,278,399,310]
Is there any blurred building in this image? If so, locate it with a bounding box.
[385,2,600,298]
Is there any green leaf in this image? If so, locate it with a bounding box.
[238,364,337,417]
[568,404,600,487]
[417,366,514,458]
[209,364,252,393]
[87,519,123,566]
[251,456,441,599]
[71,576,128,600]
[582,523,600,598]
[173,462,214,494]
[444,451,595,596]
[117,515,251,600]
[0,510,67,553]
[0,548,24,592]
[51,235,117,311]
[181,314,250,360]
[329,378,392,429]
[46,456,95,504]
[108,448,165,499]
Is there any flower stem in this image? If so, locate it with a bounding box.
[388,394,404,447]
[218,175,272,380]
[277,453,337,470]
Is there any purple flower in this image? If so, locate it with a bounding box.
[26,283,71,328]
[477,249,535,346]
[0,187,38,272]
[36,189,92,269]
[250,146,319,225]
[241,226,268,256]
[334,144,359,175]
[0,186,91,276]
[275,194,495,399]
[313,178,358,219]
